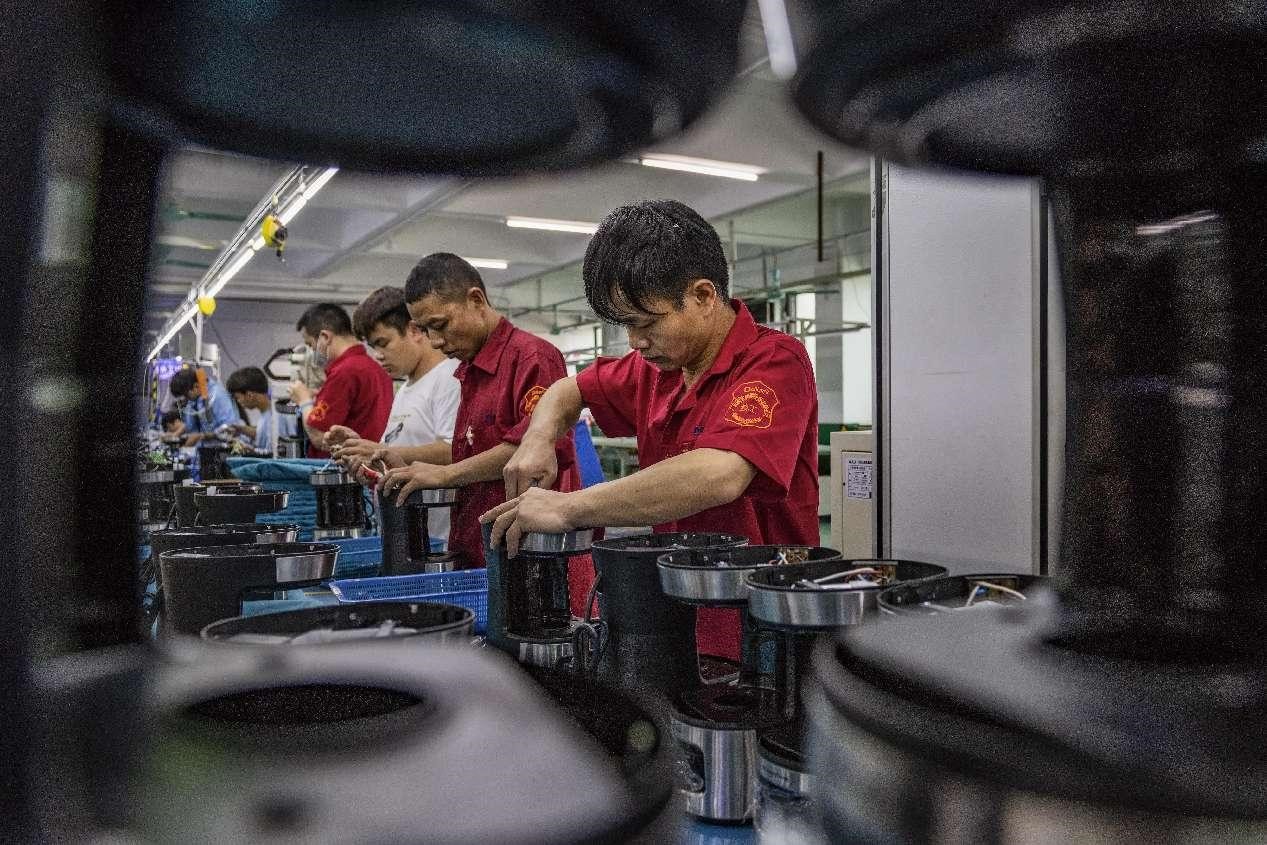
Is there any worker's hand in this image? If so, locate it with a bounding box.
[369,445,407,469]
[289,381,313,406]
[333,437,380,475]
[480,488,577,557]
[182,433,203,448]
[325,424,357,449]
[381,462,452,506]
[503,432,559,500]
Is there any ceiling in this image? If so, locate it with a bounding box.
[143,15,871,343]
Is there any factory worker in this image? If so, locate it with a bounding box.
[380,253,580,574]
[484,200,820,662]
[168,366,241,447]
[329,285,460,546]
[225,366,298,455]
[289,303,394,458]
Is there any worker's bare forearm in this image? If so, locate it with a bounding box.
[391,441,453,466]
[566,449,756,527]
[444,441,518,486]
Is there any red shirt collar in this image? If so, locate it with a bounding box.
[458,316,513,378]
[706,299,760,379]
[326,342,369,373]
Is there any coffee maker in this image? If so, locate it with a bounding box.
[192,485,288,526]
[159,541,339,636]
[656,544,843,824]
[744,558,948,843]
[877,573,1046,618]
[484,526,602,675]
[144,523,301,636]
[136,464,188,537]
[309,467,367,540]
[172,480,256,528]
[378,487,462,574]
[588,532,748,711]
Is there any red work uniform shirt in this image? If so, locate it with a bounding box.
[450,317,581,571]
[576,300,820,659]
[306,344,395,458]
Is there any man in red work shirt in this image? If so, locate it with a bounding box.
[483,200,820,662]
[289,302,394,458]
[381,253,580,573]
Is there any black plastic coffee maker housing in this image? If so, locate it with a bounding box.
[378,487,463,574]
[484,525,600,675]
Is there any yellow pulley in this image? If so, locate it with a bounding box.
[261,212,288,259]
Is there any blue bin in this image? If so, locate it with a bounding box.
[242,588,341,617]
[329,569,488,634]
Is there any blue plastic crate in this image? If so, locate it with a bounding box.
[328,536,383,578]
[242,589,341,617]
[329,569,488,634]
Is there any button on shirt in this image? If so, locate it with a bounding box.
[381,357,460,545]
[306,344,394,458]
[576,300,820,659]
[450,318,580,569]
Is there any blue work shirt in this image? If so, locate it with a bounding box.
[253,407,299,454]
[182,379,241,434]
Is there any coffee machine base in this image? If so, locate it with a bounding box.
[312,526,368,541]
[754,721,820,845]
[506,620,602,674]
[405,551,464,575]
[671,684,778,825]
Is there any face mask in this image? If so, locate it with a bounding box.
[312,334,331,368]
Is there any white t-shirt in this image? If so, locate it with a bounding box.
[380,358,460,545]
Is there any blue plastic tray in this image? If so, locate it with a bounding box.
[328,536,384,578]
[329,569,488,634]
[242,589,341,617]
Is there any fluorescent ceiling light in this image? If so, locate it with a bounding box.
[204,248,255,298]
[463,257,509,270]
[147,166,339,361]
[638,154,766,181]
[277,194,308,226]
[506,216,599,235]
[302,166,339,200]
[756,0,798,80]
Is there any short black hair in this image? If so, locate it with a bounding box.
[169,368,197,397]
[353,286,412,339]
[226,366,268,395]
[160,410,182,429]
[296,303,353,337]
[583,199,729,324]
[404,253,485,304]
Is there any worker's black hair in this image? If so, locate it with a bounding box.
[225,366,268,395]
[353,286,412,339]
[160,410,182,429]
[404,253,486,304]
[583,199,729,324]
[296,303,354,337]
[168,368,197,397]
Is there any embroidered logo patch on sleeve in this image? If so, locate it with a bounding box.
[522,385,547,414]
[726,380,779,429]
[309,400,330,423]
